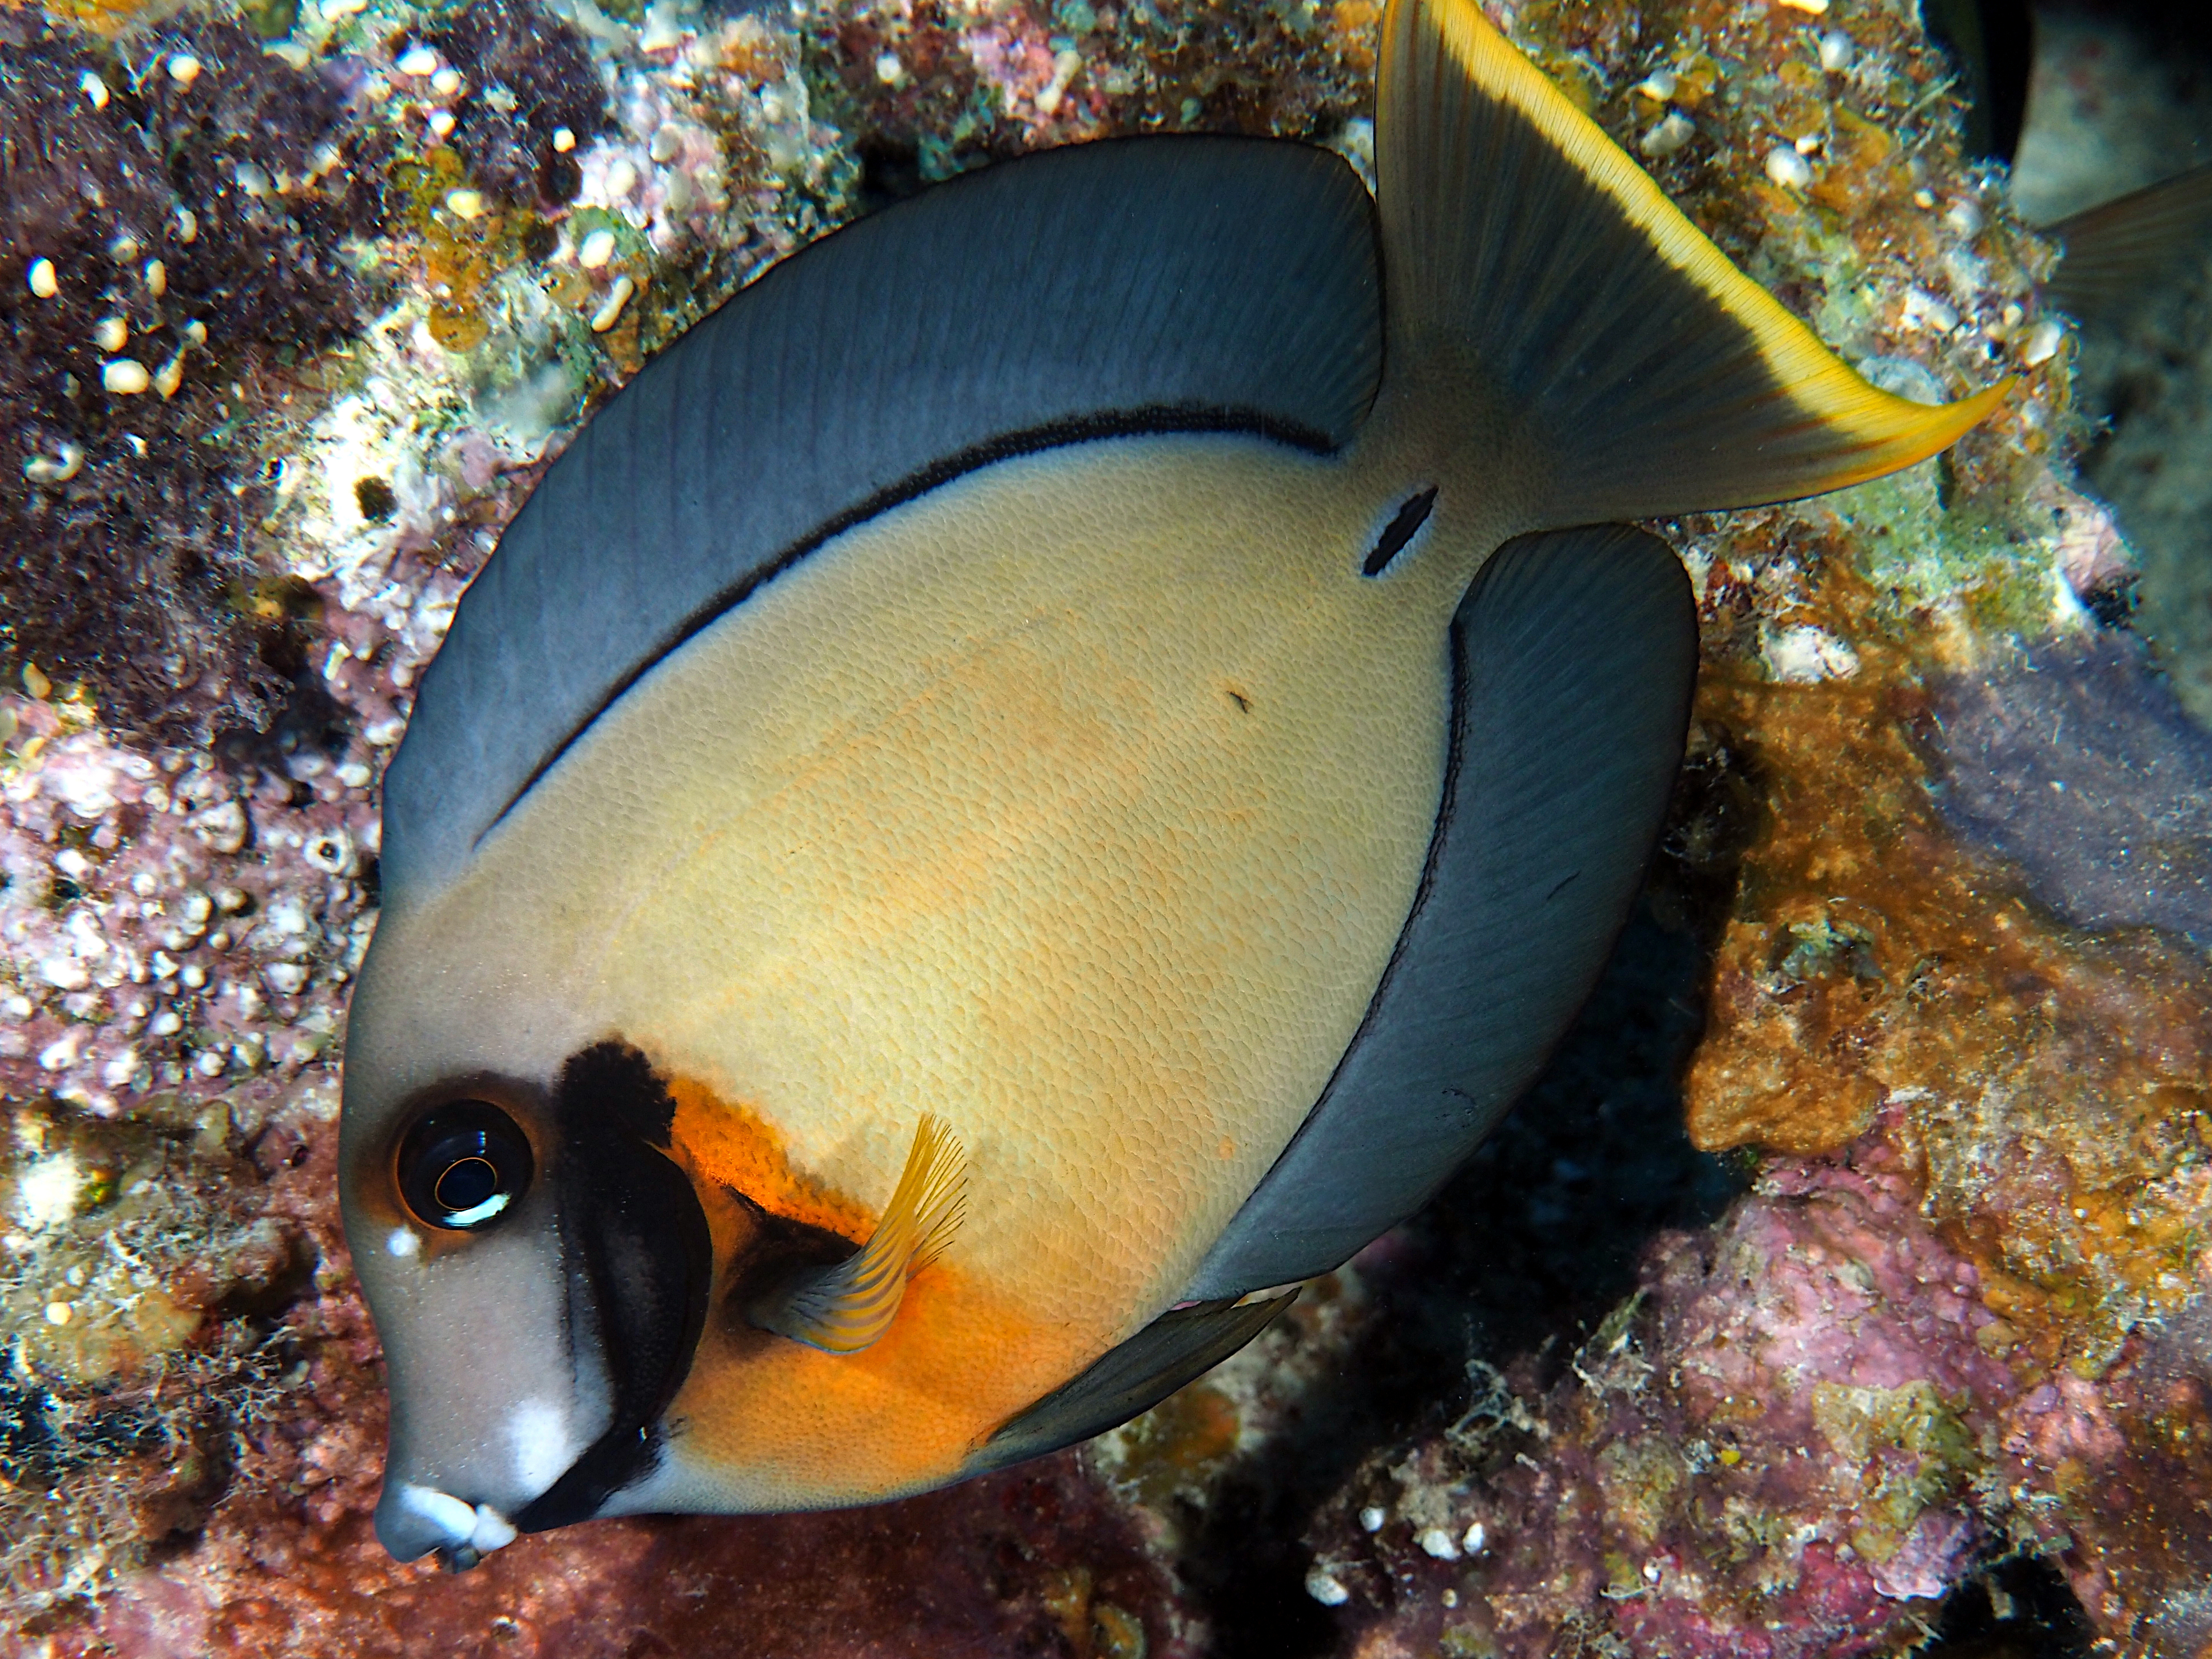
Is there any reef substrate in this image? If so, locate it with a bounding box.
[1,0,2206,1654]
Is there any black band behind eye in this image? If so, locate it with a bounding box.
[398,1101,535,1231]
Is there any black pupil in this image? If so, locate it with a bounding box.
[398,1101,533,1231]
[434,1154,499,1213]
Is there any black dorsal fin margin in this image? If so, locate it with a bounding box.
[478,400,1339,850]
[379,135,1383,904]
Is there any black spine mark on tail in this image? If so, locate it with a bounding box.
[513,1041,711,1534]
[1363,487,1437,577]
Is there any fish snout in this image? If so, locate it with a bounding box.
[376,1481,521,1569]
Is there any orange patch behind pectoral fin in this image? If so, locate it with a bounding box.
[665,1077,876,1242]
[657,1093,1253,1506]
[662,1228,1104,1509]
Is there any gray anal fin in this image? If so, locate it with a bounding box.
[968,1292,1297,1475]
[1184,525,1696,1299]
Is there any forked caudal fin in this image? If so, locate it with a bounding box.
[750,1116,967,1355]
[1378,0,2011,521]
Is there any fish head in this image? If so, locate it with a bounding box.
[338,914,712,1566]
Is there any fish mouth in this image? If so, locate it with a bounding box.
[377,1483,521,1570]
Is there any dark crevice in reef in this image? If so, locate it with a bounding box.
[1917,1551,2099,1659]
[1187,734,1761,1657]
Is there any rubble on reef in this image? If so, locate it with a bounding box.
[0,0,2206,1653]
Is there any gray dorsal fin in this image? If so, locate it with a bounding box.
[381,137,1382,903]
[1183,525,1695,1299]
[967,1292,1297,1475]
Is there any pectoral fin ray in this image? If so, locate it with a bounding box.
[750,1115,967,1355]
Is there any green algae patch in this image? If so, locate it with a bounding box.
[1594,1432,1686,1551]
[1814,463,2069,653]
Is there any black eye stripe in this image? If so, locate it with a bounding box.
[398,1102,534,1231]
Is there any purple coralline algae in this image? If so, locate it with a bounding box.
[1931,633,2212,948]
[1304,1127,2197,1658]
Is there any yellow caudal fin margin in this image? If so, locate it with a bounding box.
[1378,0,2011,520]
[750,1115,967,1355]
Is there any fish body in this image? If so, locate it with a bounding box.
[359,434,1484,1515]
[340,0,2004,1565]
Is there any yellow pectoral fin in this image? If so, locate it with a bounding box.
[1376,0,2011,519]
[750,1114,968,1355]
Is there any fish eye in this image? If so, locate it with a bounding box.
[397,1101,534,1231]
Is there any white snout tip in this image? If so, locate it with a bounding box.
[470,1505,519,1553]
[400,1483,476,1542]
[399,1484,519,1558]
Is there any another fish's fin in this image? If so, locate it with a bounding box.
[750,1115,966,1355]
[1376,0,2009,521]
[1185,526,1694,1297]
[1921,0,2034,163]
[968,1292,1297,1474]
[2046,164,2212,323]
[381,137,1380,904]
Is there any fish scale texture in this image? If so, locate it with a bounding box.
[354,439,1453,1509]
[385,137,1381,898]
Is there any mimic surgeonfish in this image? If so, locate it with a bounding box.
[338,0,2007,1567]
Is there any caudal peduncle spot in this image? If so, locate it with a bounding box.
[1363,487,1439,577]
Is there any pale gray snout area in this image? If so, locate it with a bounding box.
[354,1173,611,1561]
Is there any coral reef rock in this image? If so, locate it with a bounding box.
[1,0,2207,1653]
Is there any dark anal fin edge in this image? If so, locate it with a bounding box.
[966,1292,1297,1475]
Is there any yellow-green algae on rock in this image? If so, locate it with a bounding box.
[0,0,2206,1652]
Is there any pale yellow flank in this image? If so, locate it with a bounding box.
[359,434,1495,1508]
